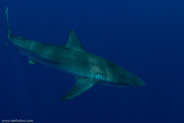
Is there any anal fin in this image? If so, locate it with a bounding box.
[62,77,97,100]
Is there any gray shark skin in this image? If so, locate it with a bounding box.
[5,8,144,100]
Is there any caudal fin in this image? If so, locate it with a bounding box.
[5,7,13,47]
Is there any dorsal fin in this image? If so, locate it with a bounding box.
[65,30,84,51]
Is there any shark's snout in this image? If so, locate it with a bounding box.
[129,75,144,86]
[135,78,144,86]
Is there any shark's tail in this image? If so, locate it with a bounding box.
[5,7,14,47]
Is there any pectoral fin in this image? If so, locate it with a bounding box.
[62,77,97,100]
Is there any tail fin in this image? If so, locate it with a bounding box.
[5,8,13,47]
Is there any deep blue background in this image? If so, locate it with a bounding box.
[0,0,184,122]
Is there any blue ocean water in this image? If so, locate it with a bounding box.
[0,0,184,122]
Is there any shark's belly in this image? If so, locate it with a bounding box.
[19,47,91,77]
[18,47,62,67]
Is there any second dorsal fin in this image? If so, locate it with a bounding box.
[65,30,84,51]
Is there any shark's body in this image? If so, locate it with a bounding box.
[5,8,144,100]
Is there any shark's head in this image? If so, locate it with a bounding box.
[103,62,144,87]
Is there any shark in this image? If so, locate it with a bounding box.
[5,8,144,100]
